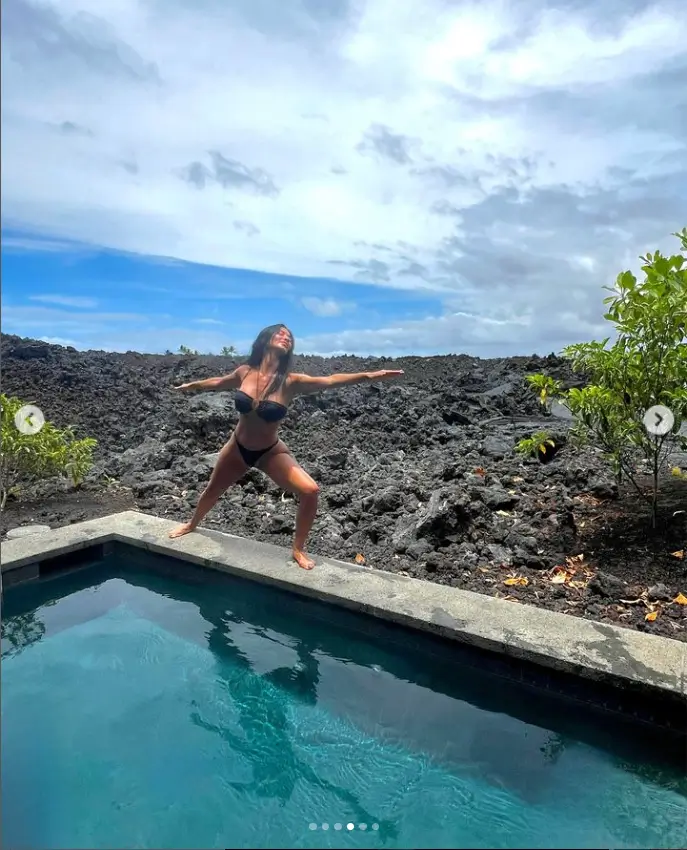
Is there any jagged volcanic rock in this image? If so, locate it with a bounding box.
[2,333,684,639]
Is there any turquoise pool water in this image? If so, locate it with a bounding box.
[2,551,686,850]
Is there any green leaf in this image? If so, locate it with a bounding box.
[530,229,687,520]
[1,394,97,508]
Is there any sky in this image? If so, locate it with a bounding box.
[2,0,686,357]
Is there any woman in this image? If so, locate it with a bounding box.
[169,323,403,569]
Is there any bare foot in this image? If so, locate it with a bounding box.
[292,548,315,570]
[169,522,196,539]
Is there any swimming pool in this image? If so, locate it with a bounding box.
[2,545,686,849]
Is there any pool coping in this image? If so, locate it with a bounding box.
[2,510,686,705]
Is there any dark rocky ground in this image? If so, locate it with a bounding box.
[2,334,686,641]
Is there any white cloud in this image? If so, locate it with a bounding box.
[3,305,150,337]
[2,0,686,355]
[37,336,78,346]
[438,3,687,93]
[29,294,99,308]
[2,235,84,253]
[194,317,224,325]
[2,304,235,353]
[301,296,353,317]
[297,305,611,358]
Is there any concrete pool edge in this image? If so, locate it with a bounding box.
[2,510,686,705]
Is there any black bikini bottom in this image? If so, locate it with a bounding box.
[236,438,278,468]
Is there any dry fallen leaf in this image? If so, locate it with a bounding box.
[513,476,524,483]
[645,610,659,622]
[504,574,529,587]
[496,509,512,517]
[550,567,571,585]
[478,567,490,573]
[474,467,486,476]
[673,592,687,605]
[355,553,365,565]
[670,550,684,560]
[569,580,588,590]
[574,494,603,507]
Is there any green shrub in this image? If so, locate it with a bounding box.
[0,394,97,509]
[515,431,556,460]
[526,228,687,526]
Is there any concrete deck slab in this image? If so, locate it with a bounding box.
[5,524,52,539]
[2,510,686,704]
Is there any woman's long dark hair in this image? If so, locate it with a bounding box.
[245,324,294,399]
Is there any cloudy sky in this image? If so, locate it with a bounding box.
[2,0,686,356]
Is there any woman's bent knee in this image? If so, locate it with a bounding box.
[204,479,230,498]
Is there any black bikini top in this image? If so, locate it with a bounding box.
[234,390,288,423]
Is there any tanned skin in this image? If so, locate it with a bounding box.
[169,326,403,569]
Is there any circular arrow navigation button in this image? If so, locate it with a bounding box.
[642,404,674,437]
[15,404,46,436]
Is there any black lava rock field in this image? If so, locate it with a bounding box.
[2,334,685,640]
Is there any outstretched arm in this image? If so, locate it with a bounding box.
[289,369,403,396]
[174,365,248,392]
